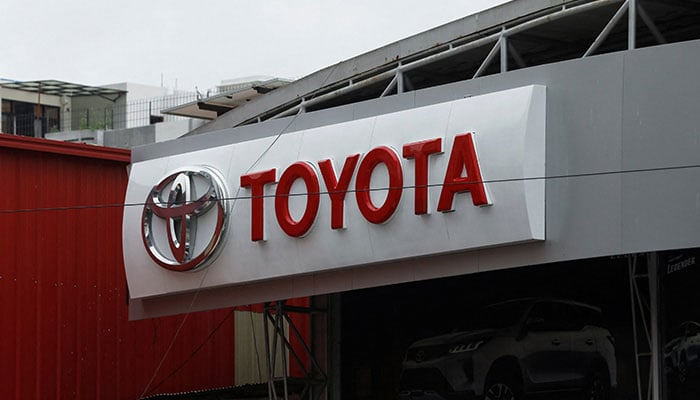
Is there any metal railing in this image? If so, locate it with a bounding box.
[70,93,197,131]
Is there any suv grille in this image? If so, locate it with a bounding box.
[399,367,452,395]
[405,345,447,362]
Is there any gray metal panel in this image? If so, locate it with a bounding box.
[130,39,700,318]
[620,40,700,252]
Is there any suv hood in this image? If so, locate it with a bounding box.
[409,328,505,348]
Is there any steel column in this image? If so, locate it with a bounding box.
[629,0,637,49]
[647,253,660,400]
[500,34,508,72]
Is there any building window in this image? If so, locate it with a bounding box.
[0,99,60,137]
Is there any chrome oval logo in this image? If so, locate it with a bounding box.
[142,166,230,272]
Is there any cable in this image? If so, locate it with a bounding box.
[134,64,341,400]
[2,163,700,215]
[143,306,237,396]
[137,275,205,399]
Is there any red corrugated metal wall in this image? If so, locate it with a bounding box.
[0,136,242,399]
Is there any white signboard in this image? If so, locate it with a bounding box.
[123,85,546,300]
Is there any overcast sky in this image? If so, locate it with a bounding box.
[1,0,509,93]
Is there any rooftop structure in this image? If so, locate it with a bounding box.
[189,0,700,135]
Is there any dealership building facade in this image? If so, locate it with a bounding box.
[123,1,700,399]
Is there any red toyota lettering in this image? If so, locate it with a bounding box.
[275,162,320,237]
[355,146,404,224]
[240,169,276,241]
[437,133,490,212]
[318,154,360,229]
[402,138,443,215]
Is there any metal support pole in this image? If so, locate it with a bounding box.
[629,256,644,400]
[263,304,278,400]
[584,0,629,57]
[397,69,404,94]
[647,253,660,400]
[629,0,637,50]
[277,303,290,400]
[500,33,508,72]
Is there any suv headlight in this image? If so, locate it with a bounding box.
[448,340,486,354]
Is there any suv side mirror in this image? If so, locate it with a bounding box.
[526,317,546,332]
[517,317,545,340]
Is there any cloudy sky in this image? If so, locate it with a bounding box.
[1,0,509,93]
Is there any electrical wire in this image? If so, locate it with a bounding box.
[134,64,341,399]
[143,306,238,396]
[2,163,700,215]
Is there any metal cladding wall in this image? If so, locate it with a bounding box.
[0,135,242,399]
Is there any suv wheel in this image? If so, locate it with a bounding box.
[484,382,517,400]
[584,369,610,400]
[484,380,521,400]
[678,355,688,384]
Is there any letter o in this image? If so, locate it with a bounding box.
[355,146,403,224]
[275,162,320,237]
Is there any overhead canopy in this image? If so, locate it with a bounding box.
[0,79,126,100]
[161,78,291,120]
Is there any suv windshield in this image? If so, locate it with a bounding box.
[457,301,531,331]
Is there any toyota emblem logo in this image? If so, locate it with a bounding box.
[142,166,230,272]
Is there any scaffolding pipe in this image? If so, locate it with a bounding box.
[629,256,644,400]
[263,304,278,400]
[647,253,660,400]
[277,304,290,400]
[501,34,509,72]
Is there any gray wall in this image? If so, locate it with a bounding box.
[130,39,700,317]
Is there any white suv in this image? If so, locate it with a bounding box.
[399,298,617,400]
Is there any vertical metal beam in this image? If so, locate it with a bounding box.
[277,303,290,400]
[647,253,661,400]
[629,256,644,400]
[500,34,508,72]
[629,0,637,49]
[397,68,404,94]
[263,304,277,400]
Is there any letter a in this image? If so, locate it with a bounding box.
[437,133,491,212]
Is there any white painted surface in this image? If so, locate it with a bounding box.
[123,85,546,300]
